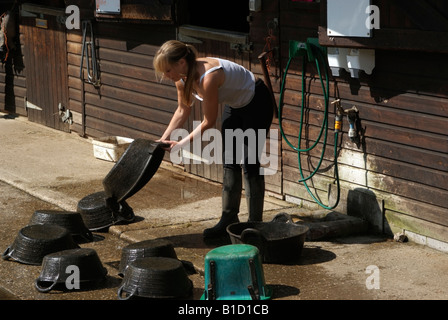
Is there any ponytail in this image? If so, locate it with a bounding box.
[153,40,198,106]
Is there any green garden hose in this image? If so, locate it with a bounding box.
[278,41,340,210]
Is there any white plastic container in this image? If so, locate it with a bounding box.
[92,136,134,162]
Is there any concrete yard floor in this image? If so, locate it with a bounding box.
[1,113,448,304]
[1,179,448,302]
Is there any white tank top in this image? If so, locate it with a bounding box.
[194,58,255,108]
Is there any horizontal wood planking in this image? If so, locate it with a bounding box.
[281,97,448,198]
[281,97,448,154]
[278,0,448,234]
[283,147,447,205]
[1,29,27,115]
[248,0,283,195]
[66,24,176,139]
[0,70,27,114]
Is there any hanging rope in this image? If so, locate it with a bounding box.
[80,20,100,87]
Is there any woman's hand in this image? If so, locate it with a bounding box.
[157,139,181,152]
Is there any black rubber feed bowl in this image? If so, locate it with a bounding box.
[118,239,178,277]
[77,191,134,231]
[35,248,107,293]
[28,210,93,243]
[2,225,79,265]
[118,257,193,300]
[226,213,309,264]
[102,139,166,203]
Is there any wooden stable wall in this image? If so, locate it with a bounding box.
[7,0,448,244]
[67,23,177,140]
[0,5,26,116]
[0,50,26,116]
[274,0,448,242]
[249,0,283,196]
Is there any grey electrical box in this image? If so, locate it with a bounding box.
[96,0,121,14]
[327,0,372,38]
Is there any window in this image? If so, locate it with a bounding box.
[186,0,249,33]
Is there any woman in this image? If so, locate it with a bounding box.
[153,40,274,238]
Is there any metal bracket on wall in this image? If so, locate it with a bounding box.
[58,103,73,125]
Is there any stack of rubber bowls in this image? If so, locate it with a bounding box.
[118,257,193,300]
[2,209,108,294]
[117,239,193,300]
[118,239,178,277]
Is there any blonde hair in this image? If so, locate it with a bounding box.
[153,40,198,106]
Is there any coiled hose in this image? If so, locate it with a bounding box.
[278,44,340,210]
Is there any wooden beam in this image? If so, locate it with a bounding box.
[21,3,65,17]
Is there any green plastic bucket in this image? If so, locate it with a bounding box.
[201,244,272,300]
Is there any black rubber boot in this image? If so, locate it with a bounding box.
[203,168,242,239]
[244,173,265,222]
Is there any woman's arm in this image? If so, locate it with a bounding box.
[160,81,192,142]
[172,73,219,150]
